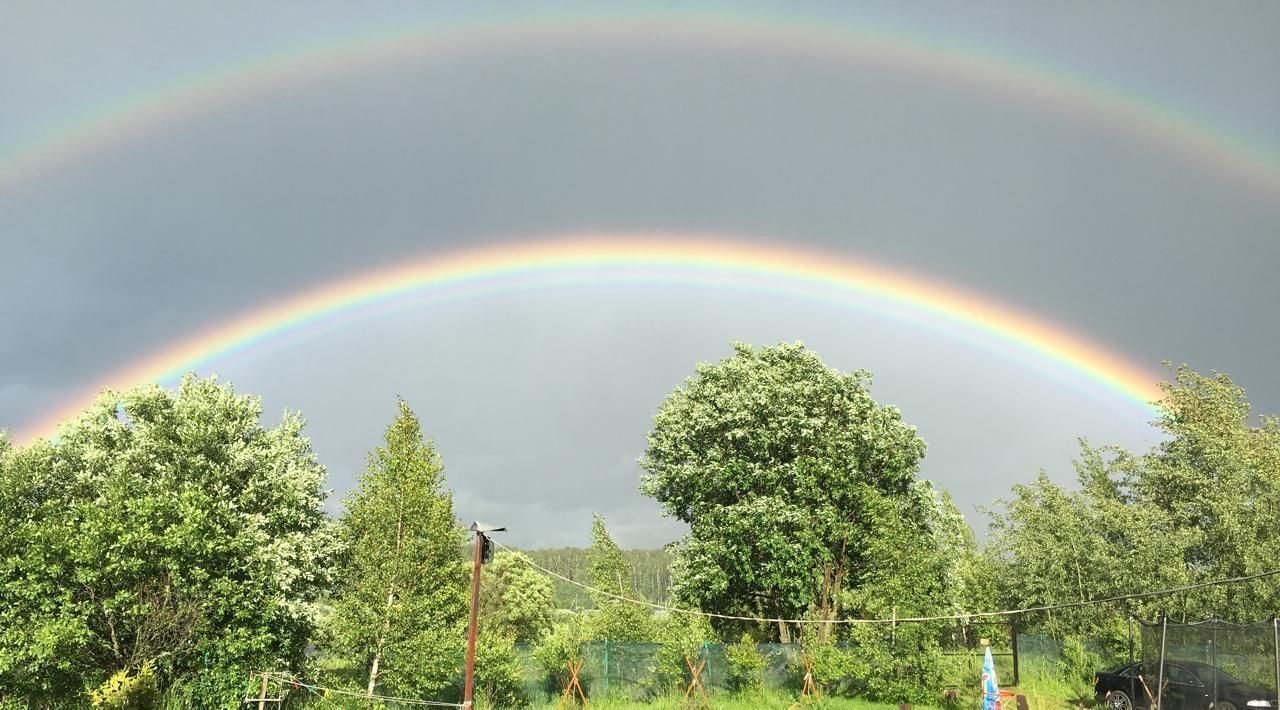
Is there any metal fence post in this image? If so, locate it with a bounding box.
[1156,615,1168,710]
[1011,619,1020,687]
[1210,619,1218,707]
[1128,617,1135,708]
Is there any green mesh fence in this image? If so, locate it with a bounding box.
[513,641,805,702]
[1138,619,1280,709]
[314,622,1278,707]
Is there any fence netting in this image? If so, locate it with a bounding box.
[511,632,1026,703]
[1137,619,1279,709]
[513,641,802,701]
[310,619,1278,707]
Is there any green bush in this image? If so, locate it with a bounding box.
[795,627,862,697]
[1057,637,1094,684]
[476,631,529,709]
[533,616,592,697]
[88,664,161,710]
[647,614,715,695]
[724,635,765,696]
[1057,636,1102,699]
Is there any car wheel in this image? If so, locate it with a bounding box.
[1214,702,1237,710]
[1105,690,1134,710]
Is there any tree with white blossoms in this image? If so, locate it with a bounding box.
[329,399,468,698]
[640,342,931,643]
[0,375,338,705]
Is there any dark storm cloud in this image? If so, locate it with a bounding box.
[2,2,1277,545]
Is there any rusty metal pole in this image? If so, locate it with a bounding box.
[463,532,485,707]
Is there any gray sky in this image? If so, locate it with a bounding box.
[2,2,1277,548]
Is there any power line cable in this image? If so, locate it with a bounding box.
[495,541,1280,625]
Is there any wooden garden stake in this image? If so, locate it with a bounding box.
[800,653,821,703]
[558,658,588,708]
[683,655,710,709]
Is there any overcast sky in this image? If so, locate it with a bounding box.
[2,2,1277,548]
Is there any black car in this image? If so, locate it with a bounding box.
[1094,661,1276,710]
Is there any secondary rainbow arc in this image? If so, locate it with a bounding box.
[1,11,1278,198]
[15,235,1163,445]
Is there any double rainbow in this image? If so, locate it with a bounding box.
[7,8,1227,442]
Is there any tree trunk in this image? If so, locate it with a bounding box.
[368,586,396,696]
[369,506,404,696]
[367,646,383,697]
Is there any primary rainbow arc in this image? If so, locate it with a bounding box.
[17,235,1162,445]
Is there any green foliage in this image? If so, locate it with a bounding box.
[724,635,765,696]
[1055,637,1097,689]
[475,629,529,709]
[327,399,468,698]
[533,614,592,694]
[0,376,336,704]
[88,663,160,709]
[478,551,556,644]
[838,489,977,703]
[646,613,715,694]
[586,515,654,642]
[640,342,929,642]
[795,624,860,694]
[987,366,1280,642]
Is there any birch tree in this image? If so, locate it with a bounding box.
[330,399,467,698]
[586,514,653,641]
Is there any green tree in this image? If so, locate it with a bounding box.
[640,342,929,642]
[987,366,1280,643]
[585,514,652,642]
[472,627,529,709]
[0,376,336,704]
[477,551,555,643]
[329,399,468,698]
[841,488,974,702]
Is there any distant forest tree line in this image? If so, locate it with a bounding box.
[515,548,672,609]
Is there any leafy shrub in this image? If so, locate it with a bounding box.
[795,626,862,697]
[1057,636,1102,698]
[724,634,765,696]
[532,615,591,697]
[88,664,160,710]
[1058,637,1093,682]
[647,613,715,694]
[476,630,529,709]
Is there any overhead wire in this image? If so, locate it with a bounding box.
[494,540,1280,625]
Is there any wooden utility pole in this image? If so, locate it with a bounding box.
[463,532,485,707]
[463,521,505,707]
